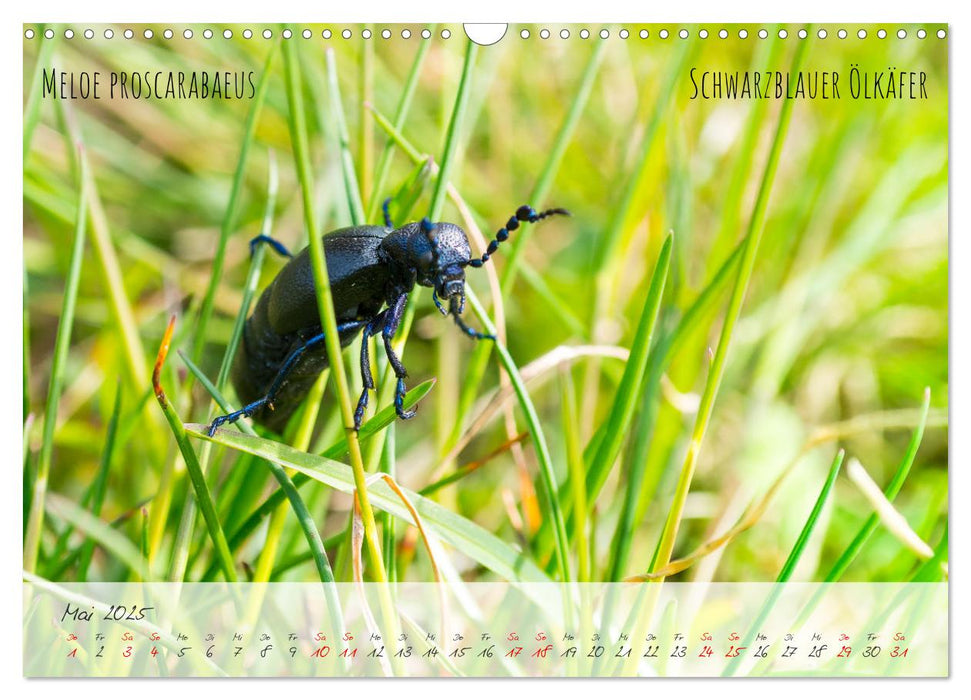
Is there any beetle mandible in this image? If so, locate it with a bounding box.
[206,201,569,436]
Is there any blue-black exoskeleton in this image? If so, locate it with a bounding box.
[206,202,569,436]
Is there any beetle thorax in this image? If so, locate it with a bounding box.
[380,221,471,300]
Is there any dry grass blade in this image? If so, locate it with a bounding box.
[422,432,530,497]
[846,458,943,572]
[350,494,393,677]
[628,451,802,581]
[630,399,940,581]
[369,473,449,646]
[370,474,443,582]
[434,345,629,477]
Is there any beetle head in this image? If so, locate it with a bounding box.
[381,219,471,305]
[383,207,569,318]
[417,219,470,303]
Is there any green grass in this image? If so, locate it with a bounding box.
[23,145,88,574]
[649,34,809,578]
[723,448,846,677]
[283,35,387,584]
[23,24,947,599]
[153,316,237,582]
[189,43,278,365]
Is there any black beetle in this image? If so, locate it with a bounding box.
[206,202,568,436]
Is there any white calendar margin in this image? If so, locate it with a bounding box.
[5,0,959,695]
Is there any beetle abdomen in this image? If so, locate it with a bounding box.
[230,292,294,420]
[230,291,366,432]
[267,227,391,335]
[230,227,390,433]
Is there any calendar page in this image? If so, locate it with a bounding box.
[21,20,949,678]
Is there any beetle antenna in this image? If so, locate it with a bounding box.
[420,217,441,272]
[464,205,570,269]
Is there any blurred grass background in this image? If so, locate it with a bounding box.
[23,24,948,587]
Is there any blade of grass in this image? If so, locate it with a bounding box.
[375,472,442,585]
[23,145,88,574]
[333,37,479,579]
[179,150,282,578]
[532,235,674,569]
[44,493,151,581]
[465,287,571,581]
[428,39,477,220]
[435,345,627,471]
[649,37,809,578]
[76,382,122,580]
[23,265,31,419]
[824,388,932,581]
[633,457,805,581]
[723,448,844,677]
[23,415,34,541]
[359,26,375,214]
[500,39,606,290]
[138,508,149,582]
[190,43,278,363]
[846,458,938,563]
[181,361,346,643]
[586,234,672,524]
[368,104,421,162]
[622,237,747,539]
[283,37,386,583]
[215,150,279,393]
[23,28,55,160]
[153,316,237,582]
[188,151,282,575]
[637,401,945,582]
[191,369,433,581]
[704,31,782,276]
[560,370,589,582]
[605,54,784,546]
[189,425,552,583]
[61,107,145,391]
[910,524,948,583]
[447,41,604,448]
[776,450,845,582]
[370,93,541,546]
[381,427,397,581]
[248,391,323,588]
[366,28,433,221]
[249,326,343,608]
[326,47,366,226]
[596,40,694,271]
[579,38,696,440]
[180,350,362,588]
[597,235,673,579]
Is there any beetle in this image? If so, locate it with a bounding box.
[206,201,569,436]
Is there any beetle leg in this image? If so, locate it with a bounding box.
[381,293,417,420]
[382,197,394,228]
[448,295,495,342]
[206,320,367,435]
[206,397,272,436]
[249,234,293,259]
[354,312,387,431]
